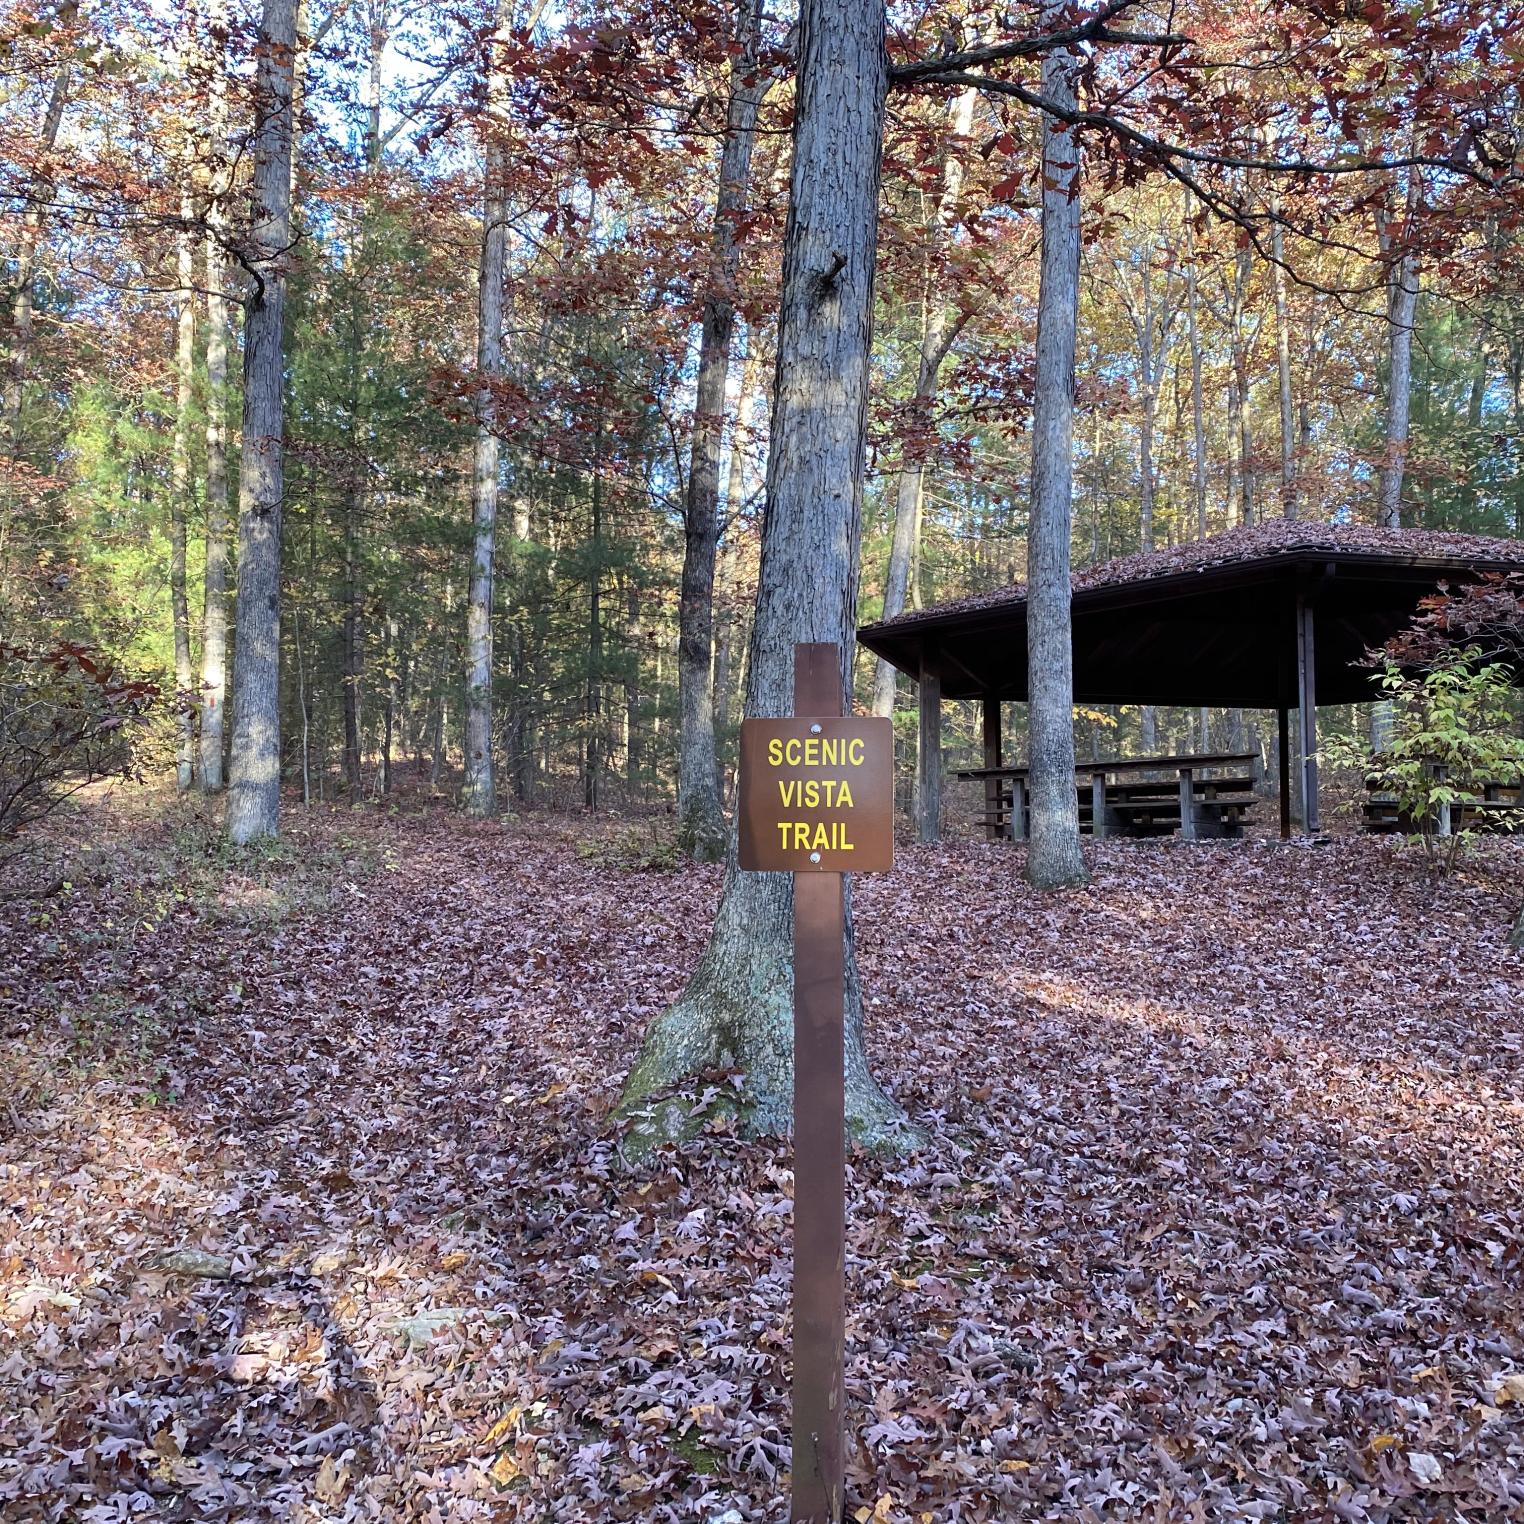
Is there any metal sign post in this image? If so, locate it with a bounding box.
[737,642,894,1524]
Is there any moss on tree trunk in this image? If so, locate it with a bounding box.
[618,856,918,1153]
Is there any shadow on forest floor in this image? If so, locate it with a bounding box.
[4,789,1524,1521]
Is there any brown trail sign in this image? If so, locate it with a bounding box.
[738,643,893,1524]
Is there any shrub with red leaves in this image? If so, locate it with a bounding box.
[0,642,158,850]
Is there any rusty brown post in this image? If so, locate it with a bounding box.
[790,642,845,1524]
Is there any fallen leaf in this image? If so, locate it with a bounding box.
[1408,1452,1443,1486]
[488,1450,522,1488]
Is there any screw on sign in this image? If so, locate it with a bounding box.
[737,642,893,1523]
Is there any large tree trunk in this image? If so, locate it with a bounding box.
[170,198,197,793]
[226,0,298,846]
[620,0,911,1150]
[1024,4,1088,891]
[462,0,511,817]
[1,61,70,447]
[872,81,978,720]
[676,0,767,862]
[200,0,232,793]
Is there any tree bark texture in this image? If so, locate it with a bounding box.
[171,199,197,793]
[1024,7,1088,891]
[200,0,233,793]
[226,0,298,846]
[710,345,760,797]
[463,0,512,817]
[620,0,912,1150]
[677,0,767,862]
[1379,247,1419,528]
[1185,207,1207,539]
[201,225,232,790]
[1271,217,1297,517]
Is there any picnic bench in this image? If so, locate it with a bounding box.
[1363,775,1523,835]
[955,751,1262,842]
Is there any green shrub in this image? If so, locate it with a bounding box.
[1323,651,1524,873]
[576,822,682,873]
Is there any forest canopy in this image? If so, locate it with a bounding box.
[1,0,1521,813]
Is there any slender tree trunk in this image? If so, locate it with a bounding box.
[226,0,298,846]
[463,0,511,816]
[677,0,767,860]
[711,345,759,794]
[1378,247,1419,528]
[585,418,603,811]
[1126,247,1170,552]
[873,81,978,719]
[338,9,390,797]
[621,0,911,1149]
[1221,244,1255,526]
[381,610,398,793]
[1271,217,1296,517]
[1024,6,1088,891]
[507,499,533,801]
[170,197,198,793]
[342,498,363,792]
[200,0,232,793]
[1186,218,1207,539]
[625,580,643,791]
[294,602,311,805]
[2,61,70,445]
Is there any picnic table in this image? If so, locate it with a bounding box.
[955,751,1262,842]
[1363,775,1523,835]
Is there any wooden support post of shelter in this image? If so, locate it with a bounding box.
[1277,706,1292,840]
[981,696,1001,841]
[1296,594,1320,835]
[917,657,942,844]
[1178,765,1197,842]
[1009,774,1026,841]
[1091,770,1107,839]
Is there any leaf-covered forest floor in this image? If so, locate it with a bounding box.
[4,790,1524,1523]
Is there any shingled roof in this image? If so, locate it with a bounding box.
[863,520,1524,634]
[857,521,1524,708]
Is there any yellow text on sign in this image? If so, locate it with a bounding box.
[765,735,874,850]
[765,736,868,769]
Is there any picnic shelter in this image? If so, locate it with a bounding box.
[856,521,1524,841]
